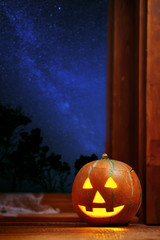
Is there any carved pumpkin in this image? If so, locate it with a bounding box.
[72,153,142,225]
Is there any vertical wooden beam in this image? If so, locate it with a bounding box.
[146,0,160,224]
[106,0,139,172]
[106,0,114,157]
[138,0,147,223]
[106,0,145,222]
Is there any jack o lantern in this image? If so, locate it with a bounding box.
[72,153,142,225]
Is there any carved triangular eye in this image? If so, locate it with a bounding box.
[82,177,93,189]
[104,177,117,188]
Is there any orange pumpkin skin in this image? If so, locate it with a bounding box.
[72,154,142,226]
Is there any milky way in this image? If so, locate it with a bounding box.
[0,0,108,183]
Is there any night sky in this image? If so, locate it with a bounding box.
[0,0,108,182]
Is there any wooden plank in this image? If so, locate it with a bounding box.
[0,213,138,224]
[146,0,160,224]
[0,212,83,223]
[112,0,139,171]
[0,224,160,240]
[106,0,114,157]
[138,0,147,223]
[106,0,145,221]
[40,193,74,212]
[106,0,139,173]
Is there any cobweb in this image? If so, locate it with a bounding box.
[0,194,60,216]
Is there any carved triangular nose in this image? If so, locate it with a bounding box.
[92,191,105,203]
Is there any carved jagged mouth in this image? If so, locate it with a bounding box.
[78,205,124,218]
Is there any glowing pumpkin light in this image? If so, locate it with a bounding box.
[72,153,142,226]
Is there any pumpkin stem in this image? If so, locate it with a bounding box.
[101,153,109,159]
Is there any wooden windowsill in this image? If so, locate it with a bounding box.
[0,194,159,240]
[0,193,139,224]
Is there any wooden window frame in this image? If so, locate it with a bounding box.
[106,0,160,224]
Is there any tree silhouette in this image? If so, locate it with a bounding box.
[74,154,98,175]
[0,104,31,164]
[37,151,70,192]
[0,103,70,192]
[9,128,70,192]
